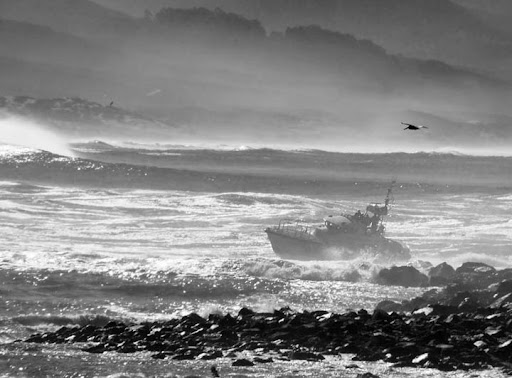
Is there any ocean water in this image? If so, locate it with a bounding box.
[0,142,511,377]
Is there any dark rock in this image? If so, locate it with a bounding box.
[198,350,223,360]
[82,344,108,354]
[238,307,255,317]
[172,353,196,360]
[378,266,428,287]
[456,262,496,275]
[23,303,512,372]
[254,356,273,363]
[375,300,402,312]
[104,320,126,329]
[371,308,391,322]
[288,351,325,361]
[117,342,137,353]
[429,262,455,286]
[490,293,512,308]
[182,313,206,325]
[496,280,512,296]
[356,373,381,378]
[232,358,254,366]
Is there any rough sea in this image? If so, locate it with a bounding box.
[1,141,511,377]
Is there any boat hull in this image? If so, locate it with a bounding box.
[265,228,410,261]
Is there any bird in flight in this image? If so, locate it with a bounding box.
[401,122,428,130]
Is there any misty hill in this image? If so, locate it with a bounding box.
[0,0,135,38]
[155,7,265,41]
[281,25,496,87]
[0,96,174,140]
[454,0,512,17]
[1,4,511,153]
[453,0,512,37]
[0,19,106,68]
[109,0,512,78]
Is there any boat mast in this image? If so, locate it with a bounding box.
[384,180,396,208]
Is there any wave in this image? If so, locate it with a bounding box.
[0,266,286,301]
[2,142,512,194]
[243,259,366,282]
[0,145,392,194]
[71,139,512,158]
[11,314,116,328]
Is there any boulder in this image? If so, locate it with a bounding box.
[454,262,498,290]
[377,266,428,287]
[496,280,512,296]
[375,300,402,312]
[428,262,455,286]
[232,358,254,366]
[288,351,325,361]
[455,262,495,275]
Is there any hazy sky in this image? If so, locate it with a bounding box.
[1,0,511,153]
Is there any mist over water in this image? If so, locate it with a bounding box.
[0,114,73,157]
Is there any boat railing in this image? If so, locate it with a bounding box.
[268,219,319,242]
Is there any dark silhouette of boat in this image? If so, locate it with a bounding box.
[265,182,410,261]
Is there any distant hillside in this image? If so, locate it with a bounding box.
[0,19,105,68]
[154,7,266,42]
[0,96,173,139]
[0,0,136,38]
[1,5,510,151]
[453,0,512,37]
[105,0,512,78]
[453,0,512,15]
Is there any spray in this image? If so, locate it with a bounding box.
[0,114,73,157]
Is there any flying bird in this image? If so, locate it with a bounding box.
[108,101,114,107]
[401,122,428,130]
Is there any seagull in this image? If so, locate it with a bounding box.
[401,122,428,130]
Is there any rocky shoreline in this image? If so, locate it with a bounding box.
[22,261,512,373]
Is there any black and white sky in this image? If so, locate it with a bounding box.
[0,0,511,153]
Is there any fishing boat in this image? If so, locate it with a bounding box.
[265,182,410,261]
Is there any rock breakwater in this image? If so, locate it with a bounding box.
[24,304,512,372]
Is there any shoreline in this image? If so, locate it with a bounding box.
[21,303,512,373]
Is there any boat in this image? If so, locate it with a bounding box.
[264,181,410,261]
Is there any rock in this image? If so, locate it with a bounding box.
[82,344,107,353]
[490,293,512,308]
[377,266,428,287]
[412,352,429,364]
[198,350,223,360]
[22,304,512,372]
[375,300,402,312]
[238,307,255,318]
[232,358,254,366]
[254,356,273,363]
[456,262,496,275]
[496,280,512,296]
[428,262,455,286]
[211,366,220,377]
[288,351,325,361]
[182,313,206,325]
[356,373,380,378]
[371,308,392,322]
